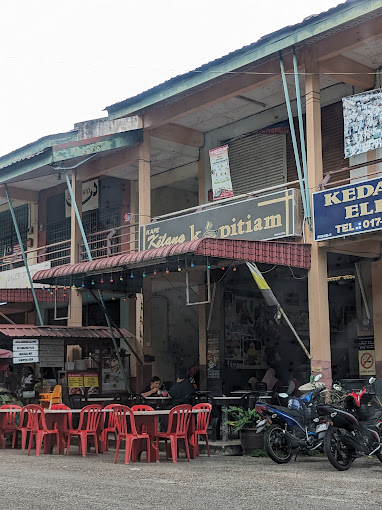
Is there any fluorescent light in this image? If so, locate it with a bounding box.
[0,302,7,306]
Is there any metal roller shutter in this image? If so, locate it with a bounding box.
[227,133,287,194]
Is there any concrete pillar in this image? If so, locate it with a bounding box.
[68,169,83,327]
[198,148,205,205]
[137,132,152,388]
[372,259,382,377]
[305,47,332,385]
[198,282,207,390]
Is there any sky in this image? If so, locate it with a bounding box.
[0,0,342,157]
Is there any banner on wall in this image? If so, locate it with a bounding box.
[65,179,99,218]
[343,88,382,158]
[209,145,234,201]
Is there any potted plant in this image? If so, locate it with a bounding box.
[226,406,264,453]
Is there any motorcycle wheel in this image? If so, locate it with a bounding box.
[264,424,293,464]
[324,426,353,471]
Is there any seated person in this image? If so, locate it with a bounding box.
[169,368,195,406]
[141,376,161,398]
[261,368,280,392]
[248,376,258,392]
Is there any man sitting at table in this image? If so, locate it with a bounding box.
[141,376,161,398]
[169,368,195,406]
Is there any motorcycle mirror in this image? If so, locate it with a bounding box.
[333,384,342,391]
[314,374,322,382]
[369,377,376,384]
[278,393,289,398]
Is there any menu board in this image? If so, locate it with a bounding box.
[67,372,99,395]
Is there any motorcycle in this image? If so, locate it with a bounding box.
[255,374,328,464]
[318,377,382,471]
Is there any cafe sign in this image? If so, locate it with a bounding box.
[313,176,382,241]
[140,188,302,250]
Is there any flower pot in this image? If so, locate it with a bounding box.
[240,428,264,453]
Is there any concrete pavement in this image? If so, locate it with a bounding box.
[1,449,381,510]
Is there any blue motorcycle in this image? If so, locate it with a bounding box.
[255,374,328,464]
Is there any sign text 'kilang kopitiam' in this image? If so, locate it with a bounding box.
[139,188,302,250]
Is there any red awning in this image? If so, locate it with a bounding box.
[0,325,134,339]
[33,238,311,283]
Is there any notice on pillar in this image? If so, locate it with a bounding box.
[358,350,376,376]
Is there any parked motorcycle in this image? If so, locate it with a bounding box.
[255,374,328,464]
[318,377,382,471]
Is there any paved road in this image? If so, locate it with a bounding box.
[1,449,381,510]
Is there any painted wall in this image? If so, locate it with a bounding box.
[151,186,198,217]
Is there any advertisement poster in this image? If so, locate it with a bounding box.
[343,88,382,158]
[65,179,99,218]
[224,292,264,369]
[67,372,85,395]
[102,356,125,391]
[209,145,234,201]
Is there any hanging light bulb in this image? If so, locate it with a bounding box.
[81,281,85,288]
[177,266,181,272]
[110,276,114,283]
[120,274,123,282]
[190,260,195,268]
[143,270,146,278]
[63,286,67,291]
[72,284,76,289]
[153,269,157,276]
[123,296,127,302]
[207,263,211,269]
[63,293,67,298]
[233,266,237,272]
[42,286,45,291]
[100,276,104,284]
[112,297,116,301]
[221,266,225,271]
[165,268,169,274]
[91,279,95,286]
[130,272,134,279]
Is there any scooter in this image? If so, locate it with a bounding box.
[255,374,328,464]
[318,377,382,471]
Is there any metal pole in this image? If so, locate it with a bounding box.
[64,171,92,261]
[65,170,131,391]
[292,48,311,228]
[4,184,44,326]
[279,306,312,360]
[97,290,131,393]
[279,52,309,221]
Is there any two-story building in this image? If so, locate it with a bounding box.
[1,0,382,394]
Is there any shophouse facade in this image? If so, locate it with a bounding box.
[1,0,382,392]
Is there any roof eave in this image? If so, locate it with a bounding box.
[106,0,382,120]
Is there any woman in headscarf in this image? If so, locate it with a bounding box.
[262,368,279,392]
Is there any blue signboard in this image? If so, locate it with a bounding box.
[312,176,382,241]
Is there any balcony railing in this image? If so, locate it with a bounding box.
[0,222,140,272]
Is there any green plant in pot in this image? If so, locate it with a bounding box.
[226,406,264,453]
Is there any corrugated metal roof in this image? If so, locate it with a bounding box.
[0,289,68,303]
[0,325,134,339]
[32,238,311,284]
[105,0,379,117]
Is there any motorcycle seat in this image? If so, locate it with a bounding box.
[267,404,302,418]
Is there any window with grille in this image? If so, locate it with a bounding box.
[0,204,29,268]
[225,133,287,195]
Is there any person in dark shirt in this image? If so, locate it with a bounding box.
[141,376,161,398]
[4,366,20,395]
[169,368,195,406]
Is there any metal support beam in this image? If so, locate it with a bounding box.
[4,184,44,326]
[279,52,309,222]
[292,48,311,228]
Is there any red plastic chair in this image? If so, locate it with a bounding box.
[131,404,155,433]
[157,404,192,463]
[24,404,59,456]
[50,403,73,431]
[101,404,120,451]
[0,404,22,449]
[192,403,212,456]
[14,406,33,450]
[66,404,102,457]
[113,405,151,464]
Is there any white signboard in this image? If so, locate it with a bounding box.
[13,339,39,364]
[209,145,234,201]
[343,88,382,158]
[0,261,51,289]
[65,179,99,218]
[39,338,65,368]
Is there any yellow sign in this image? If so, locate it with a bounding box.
[67,373,84,388]
[83,374,99,388]
[358,350,376,376]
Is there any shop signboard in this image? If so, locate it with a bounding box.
[0,261,51,289]
[13,339,39,364]
[209,145,234,201]
[39,338,65,368]
[65,179,99,218]
[140,188,302,250]
[313,176,382,241]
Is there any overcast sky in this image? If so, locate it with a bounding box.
[0,0,341,157]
